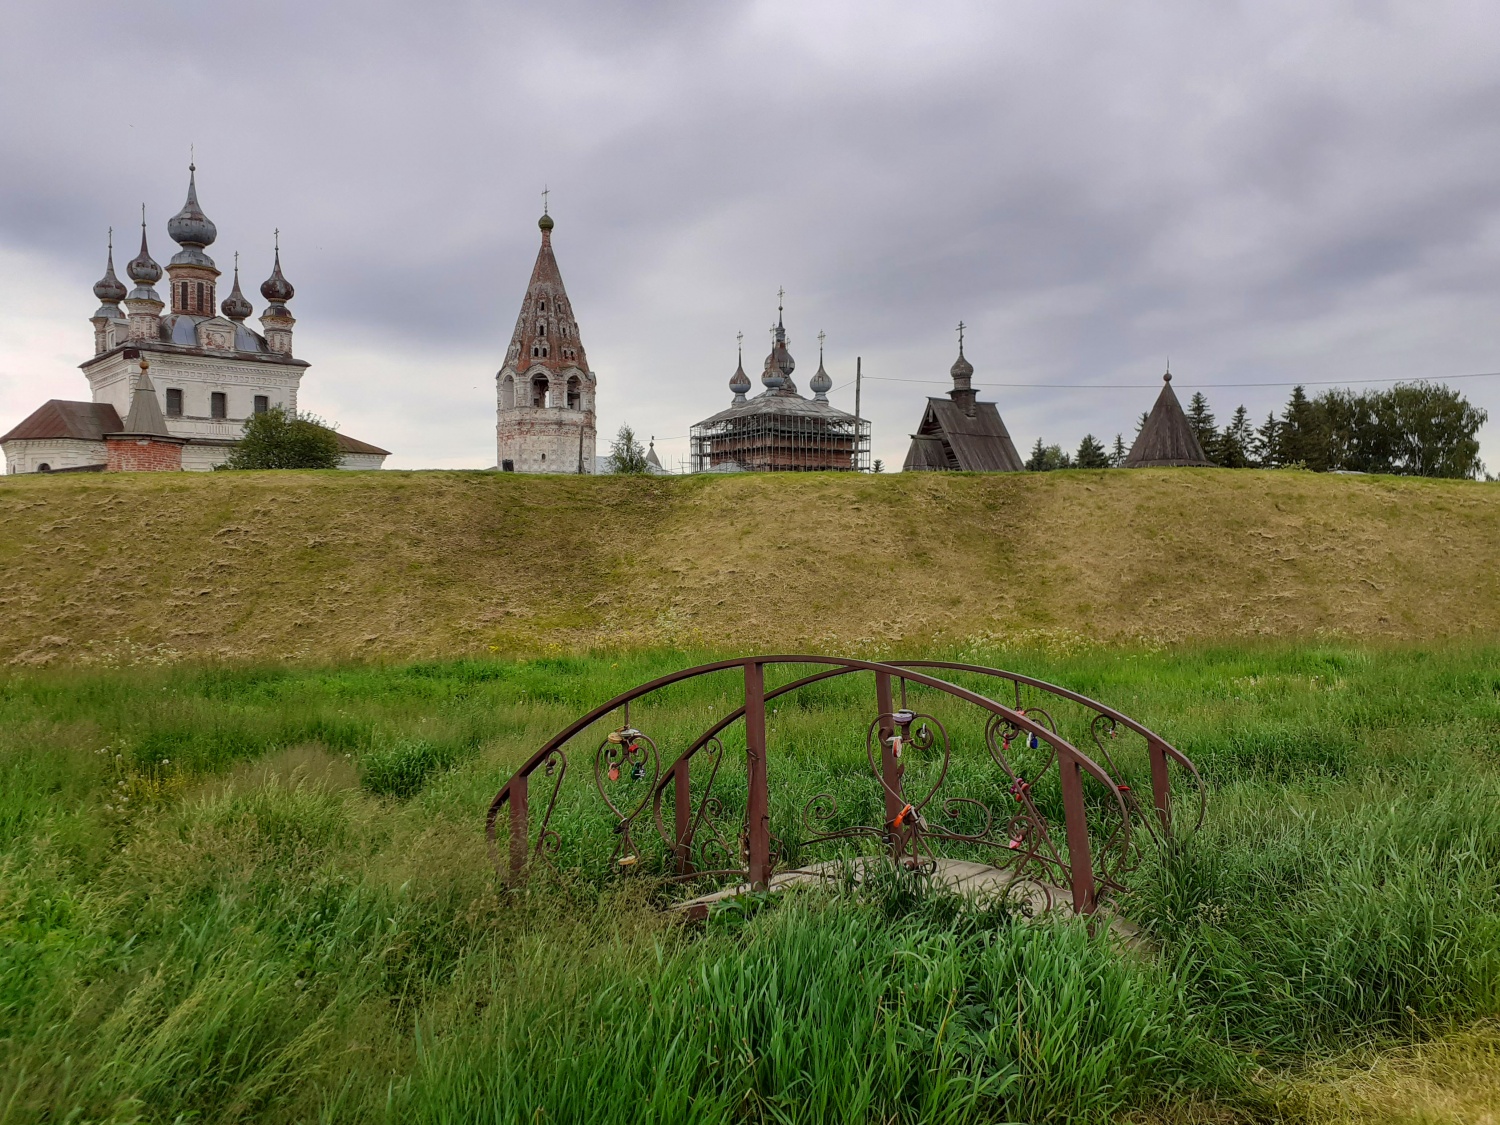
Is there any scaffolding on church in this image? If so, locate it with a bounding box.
[690,407,871,473]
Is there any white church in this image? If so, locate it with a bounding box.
[1,165,388,473]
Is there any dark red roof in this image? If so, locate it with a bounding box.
[1,400,123,443]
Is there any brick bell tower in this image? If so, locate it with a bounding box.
[494,206,597,473]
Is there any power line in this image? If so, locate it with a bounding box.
[856,371,1500,390]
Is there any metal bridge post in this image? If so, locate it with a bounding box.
[744,660,772,889]
[1147,737,1173,834]
[673,761,693,876]
[507,773,528,885]
[1057,747,1097,914]
[874,671,907,859]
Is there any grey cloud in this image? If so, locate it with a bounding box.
[1,0,1497,472]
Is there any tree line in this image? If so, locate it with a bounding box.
[1026,381,1489,479]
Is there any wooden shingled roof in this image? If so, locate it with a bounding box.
[903,398,1025,472]
[1125,373,1213,468]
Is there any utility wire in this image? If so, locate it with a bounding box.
[854,371,1500,390]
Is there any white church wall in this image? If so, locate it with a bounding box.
[2,438,107,473]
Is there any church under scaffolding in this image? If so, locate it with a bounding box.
[690,311,870,473]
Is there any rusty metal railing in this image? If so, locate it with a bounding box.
[485,657,1203,915]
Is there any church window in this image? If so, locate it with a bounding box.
[531,375,549,407]
[196,282,205,311]
[180,281,190,310]
[166,388,183,417]
[567,375,581,410]
[500,375,515,409]
[532,346,539,357]
[254,395,269,414]
[538,323,546,337]
[539,301,545,312]
[211,392,227,419]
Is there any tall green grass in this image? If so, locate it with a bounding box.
[0,643,1496,1122]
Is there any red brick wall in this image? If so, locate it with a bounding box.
[106,438,183,472]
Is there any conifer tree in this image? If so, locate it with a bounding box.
[1186,392,1219,462]
[1075,434,1110,469]
[1110,433,1127,467]
[609,424,650,474]
[1217,405,1255,468]
[1254,413,1280,467]
[1279,385,1322,469]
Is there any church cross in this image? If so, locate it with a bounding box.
[957,320,966,349]
[542,185,550,214]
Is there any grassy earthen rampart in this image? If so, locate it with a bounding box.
[1,468,1496,665]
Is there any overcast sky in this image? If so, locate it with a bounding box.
[2,0,1498,474]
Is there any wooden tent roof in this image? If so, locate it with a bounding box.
[903,398,1024,472]
[1125,374,1212,468]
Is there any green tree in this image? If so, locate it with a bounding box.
[1217,405,1255,468]
[609,425,650,474]
[1075,434,1110,469]
[1186,392,1219,462]
[1279,385,1324,469]
[1025,438,1072,471]
[1363,383,1486,478]
[1254,412,1280,467]
[871,459,885,473]
[219,406,342,470]
[1110,433,1128,467]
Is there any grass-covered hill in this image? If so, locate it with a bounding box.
[1,468,1496,665]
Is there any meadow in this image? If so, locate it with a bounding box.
[2,642,1499,1123]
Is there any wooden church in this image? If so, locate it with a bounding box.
[903,329,1024,472]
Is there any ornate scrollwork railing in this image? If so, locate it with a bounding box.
[485,656,1203,915]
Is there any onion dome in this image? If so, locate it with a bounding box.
[810,355,832,401]
[126,214,162,285]
[730,348,751,403]
[762,318,795,389]
[260,237,294,304]
[951,347,974,382]
[539,212,554,232]
[93,230,127,305]
[167,164,217,251]
[221,253,253,320]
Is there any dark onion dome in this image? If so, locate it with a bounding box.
[539,212,554,232]
[260,241,294,304]
[951,346,974,381]
[221,255,253,320]
[167,164,218,249]
[93,232,126,303]
[126,217,162,284]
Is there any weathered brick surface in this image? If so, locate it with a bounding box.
[106,437,183,472]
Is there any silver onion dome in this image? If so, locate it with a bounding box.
[810,359,832,400]
[730,354,751,402]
